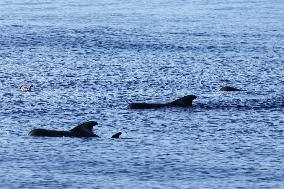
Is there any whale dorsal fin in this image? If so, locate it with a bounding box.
[70,121,98,137]
[169,95,197,107]
[111,132,122,138]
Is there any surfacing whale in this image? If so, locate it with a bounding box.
[220,86,243,91]
[29,121,121,138]
[20,85,32,92]
[128,95,197,109]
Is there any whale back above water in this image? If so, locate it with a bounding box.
[29,121,99,137]
[128,103,166,109]
[128,95,197,109]
[220,86,243,91]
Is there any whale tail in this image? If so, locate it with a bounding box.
[70,121,99,137]
[111,132,122,138]
[169,95,197,107]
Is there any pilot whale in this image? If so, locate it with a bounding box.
[29,121,121,138]
[220,86,243,91]
[128,95,197,109]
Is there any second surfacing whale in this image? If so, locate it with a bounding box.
[220,86,243,91]
[128,95,197,109]
[29,121,122,138]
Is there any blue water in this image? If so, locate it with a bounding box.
[0,0,284,188]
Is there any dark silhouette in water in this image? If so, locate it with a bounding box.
[220,86,243,91]
[128,95,197,109]
[29,121,121,138]
[20,85,32,92]
[111,132,122,138]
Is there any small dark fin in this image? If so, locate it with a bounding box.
[70,121,98,137]
[111,132,122,138]
[169,95,197,107]
[220,86,243,91]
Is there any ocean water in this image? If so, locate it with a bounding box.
[0,0,283,188]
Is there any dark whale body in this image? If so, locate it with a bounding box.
[220,86,243,91]
[29,121,121,138]
[128,95,197,109]
[29,121,99,137]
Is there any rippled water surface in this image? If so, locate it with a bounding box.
[0,0,283,188]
